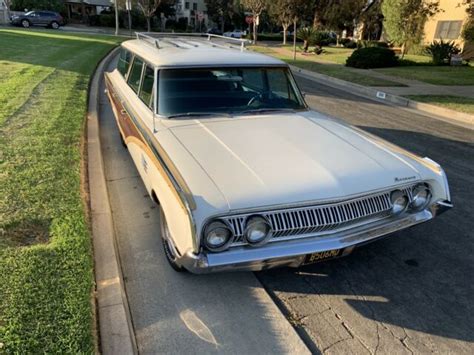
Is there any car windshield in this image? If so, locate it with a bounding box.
[25,11,34,16]
[158,67,306,117]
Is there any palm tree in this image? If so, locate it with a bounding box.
[297,27,315,52]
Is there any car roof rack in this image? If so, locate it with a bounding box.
[135,32,250,52]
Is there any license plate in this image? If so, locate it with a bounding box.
[303,248,345,265]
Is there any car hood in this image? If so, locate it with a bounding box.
[169,112,421,211]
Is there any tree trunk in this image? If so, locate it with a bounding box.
[293,20,297,60]
[401,42,406,59]
[303,40,308,52]
[282,24,288,45]
[114,0,119,36]
[253,20,257,44]
[147,16,151,32]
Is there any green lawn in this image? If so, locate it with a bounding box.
[376,66,474,85]
[0,29,122,353]
[405,95,474,114]
[251,45,404,87]
[274,44,355,64]
[254,44,474,86]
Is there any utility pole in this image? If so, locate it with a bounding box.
[293,19,297,61]
[114,0,119,36]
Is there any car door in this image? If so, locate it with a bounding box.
[37,12,50,25]
[26,12,38,25]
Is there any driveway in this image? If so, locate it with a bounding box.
[99,62,473,354]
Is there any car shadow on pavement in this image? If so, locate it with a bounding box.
[257,127,474,352]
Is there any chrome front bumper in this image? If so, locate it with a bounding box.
[179,201,452,274]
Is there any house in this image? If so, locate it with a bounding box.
[423,0,471,49]
[174,0,209,30]
[63,0,112,20]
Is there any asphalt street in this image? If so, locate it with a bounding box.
[99,63,474,354]
[256,74,474,354]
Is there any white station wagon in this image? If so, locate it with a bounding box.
[104,33,452,273]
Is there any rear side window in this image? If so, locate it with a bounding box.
[117,49,132,78]
[127,57,144,93]
[139,65,154,107]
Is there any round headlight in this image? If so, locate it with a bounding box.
[244,216,272,246]
[411,183,431,211]
[204,221,233,252]
[390,190,408,215]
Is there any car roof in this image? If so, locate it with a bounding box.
[122,36,286,68]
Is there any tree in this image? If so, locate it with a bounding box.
[241,0,266,43]
[3,0,11,17]
[382,0,440,58]
[461,0,474,42]
[268,0,294,44]
[358,0,384,40]
[137,0,167,31]
[205,0,242,32]
[312,0,366,43]
[10,0,64,12]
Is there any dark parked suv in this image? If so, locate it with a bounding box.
[10,11,65,29]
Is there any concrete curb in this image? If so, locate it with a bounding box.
[290,65,474,129]
[88,47,137,355]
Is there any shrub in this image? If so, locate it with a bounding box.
[98,14,116,28]
[297,27,316,52]
[346,47,399,69]
[357,40,389,49]
[313,31,336,46]
[246,34,290,42]
[313,46,324,55]
[344,40,357,48]
[425,40,461,65]
[87,14,100,27]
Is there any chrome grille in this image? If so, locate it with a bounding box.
[222,189,414,246]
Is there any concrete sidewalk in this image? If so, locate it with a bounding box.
[60,24,134,37]
[354,68,474,99]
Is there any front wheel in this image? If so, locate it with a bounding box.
[51,21,60,29]
[159,207,185,272]
[21,20,30,28]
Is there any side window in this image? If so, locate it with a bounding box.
[117,49,132,78]
[139,65,154,108]
[267,69,295,101]
[127,57,144,93]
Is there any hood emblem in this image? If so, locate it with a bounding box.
[394,176,416,182]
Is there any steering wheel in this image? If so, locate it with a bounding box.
[247,93,264,106]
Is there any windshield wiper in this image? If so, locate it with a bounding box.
[237,108,297,115]
[167,112,231,119]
